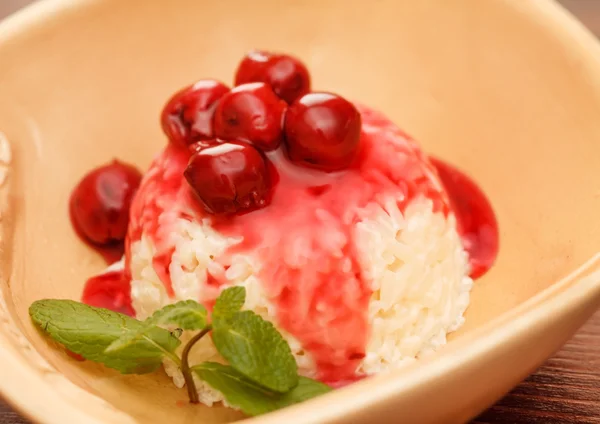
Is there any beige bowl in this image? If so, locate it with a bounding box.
[2,0,600,423]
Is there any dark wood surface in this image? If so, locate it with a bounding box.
[1,0,600,423]
[0,403,24,424]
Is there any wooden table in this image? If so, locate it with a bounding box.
[1,0,600,423]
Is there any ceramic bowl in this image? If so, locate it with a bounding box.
[2,0,600,423]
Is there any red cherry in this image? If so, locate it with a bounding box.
[284,93,361,171]
[161,79,230,147]
[70,161,142,245]
[213,83,286,151]
[188,139,221,154]
[184,141,273,214]
[234,51,311,104]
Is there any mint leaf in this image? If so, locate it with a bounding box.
[213,286,245,320]
[146,300,208,330]
[194,362,331,416]
[281,377,332,404]
[30,300,180,374]
[106,300,207,353]
[212,310,298,393]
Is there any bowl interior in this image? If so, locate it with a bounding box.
[2,0,600,422]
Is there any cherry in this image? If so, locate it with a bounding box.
[70,160,142,245]
[184,141,273,214]
[213,83,286,151]
[234,51,311,104]
[284,93,361,171]
[161,79,230,147]
[188,139,221,154]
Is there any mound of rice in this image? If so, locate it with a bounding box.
[115,105,473,405]
[126,196,471,405]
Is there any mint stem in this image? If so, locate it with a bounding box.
[181,325,212,403]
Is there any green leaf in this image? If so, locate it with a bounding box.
[193,362,331,416]
[212,310,298,393]
[106,300,207,353]
[212,286,245,320]
[29,300,180,374]
[146,300,208,330]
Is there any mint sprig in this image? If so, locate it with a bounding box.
[212,286,245,320]
[194,362,331,416]
[106,300,207,353]
[211,286,298,393]
[29,300,181,373]
[29,287,332,416]
[213,310,298,393]
[145,299,208,330]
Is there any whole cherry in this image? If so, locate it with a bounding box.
[234,51,311,104]
[284,92,361,171]
[213,83,286,151]
[70,160,142,245]
[184,140,273,214]
[161,79,230,147]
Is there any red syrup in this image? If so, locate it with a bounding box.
[81,270,135,317]
[74,109,498,382]
[125,107,451,382]
[430,158,499,279]
[66,47,498,386]
[65,350,85,361]
[69,161,142,315]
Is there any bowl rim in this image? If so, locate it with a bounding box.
[2,0,600,423]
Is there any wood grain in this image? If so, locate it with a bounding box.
[0,402,27,424]
[473,311,600,423]
[0,0,600,423]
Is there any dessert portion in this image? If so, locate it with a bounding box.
[67,51,499,407]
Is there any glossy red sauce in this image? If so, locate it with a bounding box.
[125,145,196,297]
[76,105,498,383]
[124,107,450,381]
[323,374,366,389]
[81,270,135,316]
[65,350,85,361]
[430,158,499,279]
